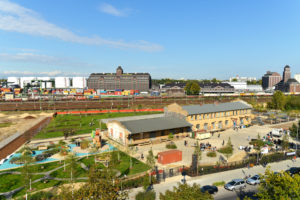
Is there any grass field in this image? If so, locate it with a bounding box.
[0,122,13,128]
[34,111,161,139]
[0,174,43,193]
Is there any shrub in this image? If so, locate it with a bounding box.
[168,133,174,140]
[29,191,54,200]
[80,139,89,149]
[9,156,22,164]
[166,143,177,149]
[213,181,225,187]
[217,146,233,154]
[207,151,217,157]
[135,190,156,200]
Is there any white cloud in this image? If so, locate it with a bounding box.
[0,0,163,51]
[99,3,125,17]
[0,52,95,67]
[1,70,88,77]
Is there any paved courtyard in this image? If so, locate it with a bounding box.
[132,121,297,168]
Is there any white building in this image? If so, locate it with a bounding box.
[55,77,70,88]
[72,77,87,89]
[20,77,35,88]
[7,77,20,86]
[246,85,263,92]
[295,74,300,83]
[229,76,257,82]
[223,81,247,91]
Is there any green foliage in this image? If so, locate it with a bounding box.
[218,137,233,156]
[159,183,213,200]
[166,143,177,149]
[289,120,300,139]
[184,81,200,95]
[168,133,174,140]
[194,141,202,161]
[268,91,286,110]
[212,181,225,187]
[282,134,289,151]
[206,151,217,157]
[80,139,89,149]
[256,167,300,200]
[142,174,152,190]
[249,139,265,150]
[136,190,156,200]
[29,191,54,200]
[146,149,156,169]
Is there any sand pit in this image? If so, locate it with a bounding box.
[0,112,53,142]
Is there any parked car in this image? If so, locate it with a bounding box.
[285,167,300,176]
[246,175,260,185]
[201,185,218,194]
[224,179,246,191]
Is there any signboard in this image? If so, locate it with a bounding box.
[286,151,296,156]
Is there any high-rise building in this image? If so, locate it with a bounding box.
[87,66,151,91]
[262,71,281,90]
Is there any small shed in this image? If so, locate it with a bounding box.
[157,150,182,165]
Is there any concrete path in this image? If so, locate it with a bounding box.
[129,158,300,200]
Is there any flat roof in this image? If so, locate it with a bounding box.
[181,101,252,115]
[119,117,192,134]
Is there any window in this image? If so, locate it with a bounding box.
[196,124,200,130]
[218,121,222,129]
[190,115,194,120]
[204,123,208,131]
[195,115,198,120]
[212,122,215,130]
[199,114,202,120]
[225,120,229,126]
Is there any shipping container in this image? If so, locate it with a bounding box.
[157,150,182,165]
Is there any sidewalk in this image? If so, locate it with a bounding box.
[129,158,300,200]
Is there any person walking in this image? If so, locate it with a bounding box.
[222,140,225,146]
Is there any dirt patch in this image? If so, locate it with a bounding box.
[24,116,36,119]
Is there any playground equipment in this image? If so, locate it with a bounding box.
[92,128,102,148]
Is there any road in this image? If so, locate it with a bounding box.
[214,185,258,200]
[129,158,299,199]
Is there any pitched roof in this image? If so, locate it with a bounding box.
[120,117,192,134]
[181,101,252,115]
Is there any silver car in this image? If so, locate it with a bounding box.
[224,179,246,191]
[246,175,260,185]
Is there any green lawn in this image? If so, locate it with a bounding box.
[50,163,88,178]
[0,122,12,128]
[34,112,161,139]
[0,174,43,193]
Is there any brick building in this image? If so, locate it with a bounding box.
[87,66,151,91]
[262,71,281,90]
[275,65,300,93]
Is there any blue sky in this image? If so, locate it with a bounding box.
[0,0,300,79]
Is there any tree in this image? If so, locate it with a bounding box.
[66,154,77,183]
[270,91,286,110]
[289,120,300,139]
[159,183,213,200]
[255,167,300,200]
[136,190,156,200]
[58,167,128,200]
[193,141,202,163]
[146,148,156,170]
[232,78,238,82]
[184,81,200,95]
[282,134,289,152]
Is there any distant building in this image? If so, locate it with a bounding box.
[55,77,71,88]
[262,71,281,90]
[229,76,256,82]
[199,83,234,93]
[275,65,300,93]
[72,77,87,89]
[161,83,186,96]
[87,66,151,92]
[223,82,247,91]
[246,85,263,92]
[295,74,300,83]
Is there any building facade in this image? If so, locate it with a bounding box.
[262,71,281,90]
[87,66,151,91]
[106,116,191,146]
[295,74,300,83]
[165,100,253,133]
[161,83,186,96]
[199,83,234,93]
[275,65,300,93]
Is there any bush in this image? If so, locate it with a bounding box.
[9,156,22,164]
[29,191,54,200]
[213,181,225,187]
[80,139,89,149]
[166,143,177,149]
[135,190,156,200]
[217,146,233,154]
[207,151,217,157]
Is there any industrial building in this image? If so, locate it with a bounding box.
[262,71,281,90]
[199,83,234,93]
[229,76,256,82]
[87,66,151,92]
[275,65,300,93]
[165,100,253,133]
[223,81,247,91]
[104,100,253,146]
